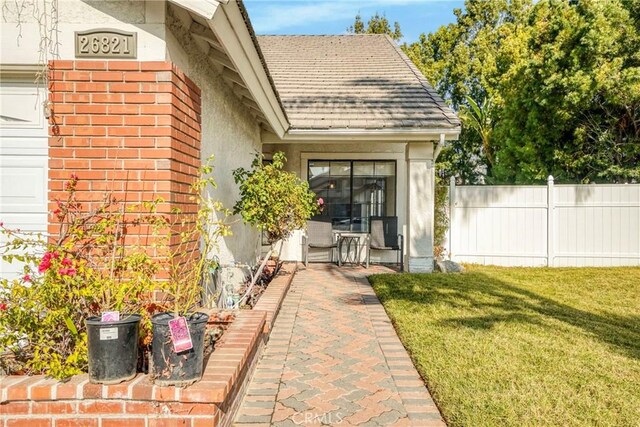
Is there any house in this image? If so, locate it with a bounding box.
[0,0,460,277]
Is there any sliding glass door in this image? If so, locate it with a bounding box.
[308,160,396,232]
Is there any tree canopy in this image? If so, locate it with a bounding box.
[403,0,640,184]
[348,12,403,41]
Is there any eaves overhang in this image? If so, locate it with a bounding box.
[169,0,289,138]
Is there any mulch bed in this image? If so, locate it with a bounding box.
[237,259,282,308]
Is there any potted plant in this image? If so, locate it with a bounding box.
[0,174,160,382]
[149,156,232,386]
[84,265,156,384]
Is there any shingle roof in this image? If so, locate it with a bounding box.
[256,34,460,132]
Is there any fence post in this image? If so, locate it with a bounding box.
[547,175,555,267]
[449,176,456,260]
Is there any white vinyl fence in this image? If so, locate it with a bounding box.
[447,177,640,267]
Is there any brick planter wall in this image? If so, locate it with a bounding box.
[47,60,202,246]
[0,266,300,426]
[253,262,297,332]
[0,311,266,427]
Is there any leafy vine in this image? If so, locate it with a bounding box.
[2,0,60,103]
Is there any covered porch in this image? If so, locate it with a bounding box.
[255,34,459,273]
[263,140,445,272]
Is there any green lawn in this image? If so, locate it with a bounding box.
[369,266,640,427]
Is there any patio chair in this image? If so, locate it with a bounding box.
[367,216,403,271]
[303,220,340,266]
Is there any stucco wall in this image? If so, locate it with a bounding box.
[0,0,166,64]
[165,13,262,268]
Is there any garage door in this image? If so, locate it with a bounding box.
[0,81,48,279]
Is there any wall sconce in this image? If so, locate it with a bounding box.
[328,180,336,189]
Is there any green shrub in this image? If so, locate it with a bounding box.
[153,155,232,314]
[233,151,318,243]
[433,176,449,259]
[0,158,231,379]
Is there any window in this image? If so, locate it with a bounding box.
[308,160,396,232]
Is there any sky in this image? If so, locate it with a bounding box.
[243,0,465,44]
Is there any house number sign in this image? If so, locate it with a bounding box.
[75,29,137,58]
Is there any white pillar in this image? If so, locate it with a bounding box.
[406,142,436,272]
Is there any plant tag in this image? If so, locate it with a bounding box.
[101,311,120,322]
[100,327,118,340]
[168,316,193,353]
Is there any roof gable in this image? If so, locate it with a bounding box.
[257,34,460,133]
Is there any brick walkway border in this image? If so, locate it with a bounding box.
[253,263,297,333]
[234,264,445,427]
[355,274,443,426]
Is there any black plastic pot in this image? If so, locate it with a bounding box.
[86,314,141,384]
[150,312,209,387]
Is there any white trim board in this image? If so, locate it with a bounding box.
[300,151,405,181]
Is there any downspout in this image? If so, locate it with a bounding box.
[433,133,447,161]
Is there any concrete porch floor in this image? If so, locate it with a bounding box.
[234,264,445,427]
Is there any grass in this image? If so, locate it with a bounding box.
[369,265,640,427]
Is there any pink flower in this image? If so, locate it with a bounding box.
[0,303,6,311]
[65,174,79,190]
[58,268,76,276]
[38,258,52,273]
[317,198,324,206]
[38,251,60,273]
[61,258,73,267]
[23,275,32,282]
[0,221,4,228]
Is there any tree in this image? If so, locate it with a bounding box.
[348,13,403,41]
[406,0,640,184]
[493,0,640,183]
[403,0,532,183]
[459,95,495,167]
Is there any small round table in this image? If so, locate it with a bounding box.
[337,232,369,266]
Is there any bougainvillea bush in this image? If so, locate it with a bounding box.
[0,175,163,379]
[0,158,231,380]
[154,155,232,315]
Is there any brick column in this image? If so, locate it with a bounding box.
[47,60,201,247]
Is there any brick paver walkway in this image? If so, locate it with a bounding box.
[234,264,445,427]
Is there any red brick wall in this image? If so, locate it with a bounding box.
[47,60,202,246]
